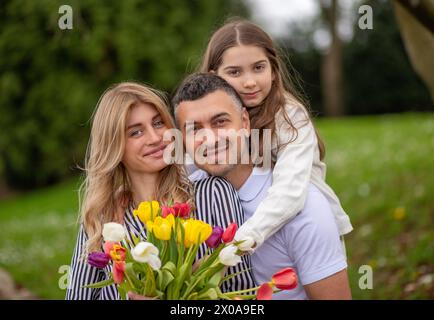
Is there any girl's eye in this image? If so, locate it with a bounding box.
[255,64,265,72]
[227,69,240,77]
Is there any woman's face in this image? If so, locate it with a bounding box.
[122,102,169,176]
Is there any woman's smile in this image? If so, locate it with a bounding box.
[143,144,166,159]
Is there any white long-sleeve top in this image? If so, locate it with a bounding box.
[234,99,353,249]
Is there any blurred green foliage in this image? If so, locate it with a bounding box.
[281,0,433,116]
[0,0,248,189]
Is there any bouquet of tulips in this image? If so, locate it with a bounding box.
[84,201,298,300]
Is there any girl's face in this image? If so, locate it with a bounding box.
[122,102,169,176]
[216,45,274,108]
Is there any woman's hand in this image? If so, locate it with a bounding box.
[127,291,158,300]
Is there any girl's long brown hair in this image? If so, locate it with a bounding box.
[199,18,325,160]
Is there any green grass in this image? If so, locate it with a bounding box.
[0,179,80,299]
[1,112,433,299]
[315,112,434,299]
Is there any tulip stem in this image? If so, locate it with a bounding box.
[223,286,262,297]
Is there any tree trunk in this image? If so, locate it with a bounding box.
[395,0,434,34]
[320,0,345,117]
[394,0,434,102]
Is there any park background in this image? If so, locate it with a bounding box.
[0,0,433,299]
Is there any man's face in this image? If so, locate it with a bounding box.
[176,90,250,177]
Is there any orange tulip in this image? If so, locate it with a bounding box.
[109,244,126,262]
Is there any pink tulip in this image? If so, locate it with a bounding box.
[113,261,125,284]
[161,206,175,218]
[104,241,115,255]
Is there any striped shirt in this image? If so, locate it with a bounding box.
[66,177,256,300]
[194,177,257,294]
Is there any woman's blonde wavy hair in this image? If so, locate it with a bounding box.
[79,82,194,253]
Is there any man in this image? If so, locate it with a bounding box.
[172,73,351,299]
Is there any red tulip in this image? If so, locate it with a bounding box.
[172,202,190,218]
[161,206,175,218]
[221,222,237,243]
[113,261,126,284]
[256,283,273,300]
[271,267,298,290]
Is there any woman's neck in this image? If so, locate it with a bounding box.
[128,172,160,205]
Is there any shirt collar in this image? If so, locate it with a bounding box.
[238,166,272,202]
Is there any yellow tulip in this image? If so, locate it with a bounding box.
[133,201,159,224]
[165,213,175,228]
[146,220,154,232]
[152,216,172,241]
[182,219,194,247]
[183,219,212,247]
[151,201,160,216]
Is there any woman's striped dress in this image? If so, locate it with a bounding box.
[66,177,256,300]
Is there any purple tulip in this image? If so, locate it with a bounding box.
[206,226,224,248]
[88,252,111,269]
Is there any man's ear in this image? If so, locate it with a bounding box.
[241,107,250,133]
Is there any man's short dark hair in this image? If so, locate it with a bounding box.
[172,73,244,116]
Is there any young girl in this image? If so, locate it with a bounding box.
[66,82,255,299]
[199,19,353,251]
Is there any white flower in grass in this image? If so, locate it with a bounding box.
[102,222,126,242]
[131,242,161,270]
[218,244,241,266]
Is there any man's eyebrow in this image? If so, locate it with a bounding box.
[183,113,229,129]
[210,112,230,121]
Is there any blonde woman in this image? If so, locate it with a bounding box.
[66,82,193,299]
[66,82,255,300]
